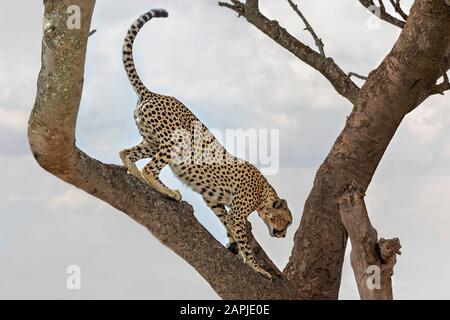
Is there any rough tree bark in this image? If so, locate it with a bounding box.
[29,0,450,299]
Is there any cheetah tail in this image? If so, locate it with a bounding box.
[122,9,169,98]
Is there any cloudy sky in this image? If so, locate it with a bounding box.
[1,0,449,299]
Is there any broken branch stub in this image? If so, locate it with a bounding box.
[337,180,401,300]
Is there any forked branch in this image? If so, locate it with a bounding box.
[358,0,406,28]
[430,72,450,96]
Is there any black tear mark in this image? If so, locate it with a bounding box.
[409,79,421,91]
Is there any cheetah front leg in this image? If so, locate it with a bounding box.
[204,200,238,254]
[226,213,272,279]
[141,149,182,201]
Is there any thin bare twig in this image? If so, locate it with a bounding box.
[389,0,409,21]
[348,72,368,81]
[443,69,449,84]
[218,0,245,15]
[430,73,450,96]
[286,0,325,56]
[378,0,386,12]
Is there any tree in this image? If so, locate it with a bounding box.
[29,0,450,299]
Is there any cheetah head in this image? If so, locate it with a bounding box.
[258,199,292,238]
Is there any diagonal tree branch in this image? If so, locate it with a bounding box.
[286,0,325,56]
[29,0,297,300]
[358,0,406,28]
[219,0,360,104]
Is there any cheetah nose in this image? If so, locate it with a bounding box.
[273,228,286,238]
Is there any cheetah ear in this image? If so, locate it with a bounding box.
[273,199,287,209]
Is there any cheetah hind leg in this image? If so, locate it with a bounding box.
[141,171,182,202]
[141,150,182,202]
[119,143,155,182]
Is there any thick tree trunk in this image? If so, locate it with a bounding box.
[29,0,450,299]
[283,0,450,298]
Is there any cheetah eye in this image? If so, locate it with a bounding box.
[272,199,287,209]
[272,200,280,209]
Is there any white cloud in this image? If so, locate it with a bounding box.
[0,109,29,156]
[443,144,450,159]
[404,105,442,143]
[0,109,27,130]
[48,189,91,211]
[417,177,450,242]
[267,113,300,128]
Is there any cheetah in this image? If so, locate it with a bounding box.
[119,9,292,279]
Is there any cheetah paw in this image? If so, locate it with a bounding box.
[250,264,272,279]
[130,171,146,183]
[167,189,182,202]
[257,268,272,279]
[226,242,239,255]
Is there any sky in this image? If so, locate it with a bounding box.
[0,0,449,299]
